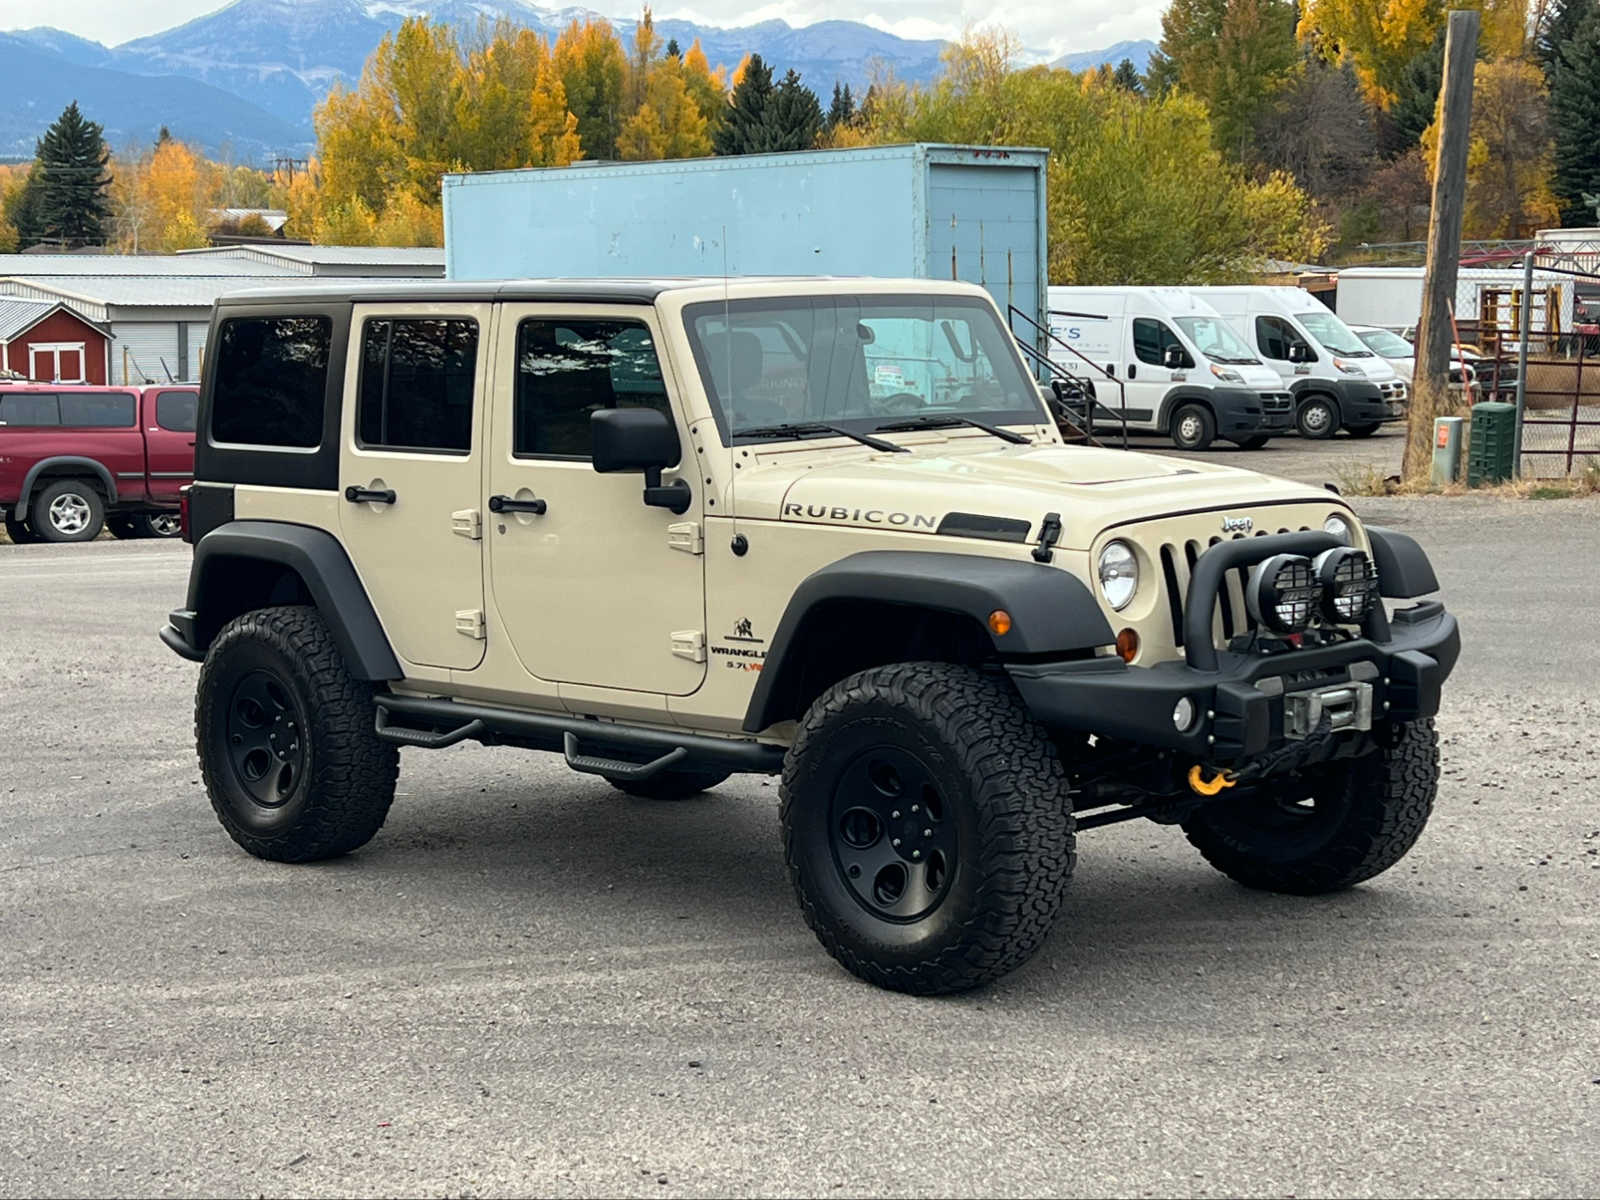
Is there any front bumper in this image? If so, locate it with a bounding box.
[1330,378,1406,425]
[1210,387,1291,437]
[1007,529,1458,766]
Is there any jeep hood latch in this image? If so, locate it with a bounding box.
[1032,511,1062,563]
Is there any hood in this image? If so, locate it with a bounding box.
[1238,361,1287,390]
[1345,355,1399,383]
[730,434,1337,550]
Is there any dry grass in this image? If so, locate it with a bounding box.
[1336,455,1600,499]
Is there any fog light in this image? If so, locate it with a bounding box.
[1312,547,1377,624]
[1172,696,1197,731]
[1115,627,1139,662]
[1245,554,1320,633]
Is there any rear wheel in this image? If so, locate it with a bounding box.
[31,479,104,542]
[1345,422,1381,438]
[4,511,41,544]
[197,605,398,862]
[1169,403,1216,451]
[142,511,183,538]
[1296,396,1341,439]
[782,662,1075,994]
[1181,719,1438,894]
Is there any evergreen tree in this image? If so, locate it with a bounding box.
[826,81,855,129]
[767,70,823,150]
[1111,58,1143,93]
[1538,0,1596,80]
[29,102,111,248]
[1389,29,1445,153]
[1551,12,1600,225]
[713,52,774,154]
[665,37,681,60]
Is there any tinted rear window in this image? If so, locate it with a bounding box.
[60,392,136,427]
[155,390,198,433]
[0,393,60,426]
[211,317,332,448]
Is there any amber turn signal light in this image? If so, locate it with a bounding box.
[1115,627,1139,662]
[987,609,1013,636]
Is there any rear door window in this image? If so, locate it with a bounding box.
[155,390,199,433]
[0,393,60,426]
[60,392,136,427]
[356,318,478,453]
[211,316,333,448]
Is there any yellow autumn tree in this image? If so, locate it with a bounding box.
[618,55,712,159]
[554,18,628,159]
[681,40,728,139]
[454,23,581,170]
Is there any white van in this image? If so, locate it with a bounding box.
[1046,287,1293,450]
[1186,286,1408,439]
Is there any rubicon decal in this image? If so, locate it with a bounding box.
[782,503,938,529]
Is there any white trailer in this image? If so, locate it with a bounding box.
[1336,266,1577,337]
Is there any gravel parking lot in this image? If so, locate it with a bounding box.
[2,492,1596,1198]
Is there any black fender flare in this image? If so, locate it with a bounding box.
[741,550,1114,733]
[1366,525,1440,598]
[183,520,402,680]
[1155,386,1219,432]
[19,456,118,511]
[1288,378,1345,416]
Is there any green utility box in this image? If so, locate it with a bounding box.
[1467,401,1517,486]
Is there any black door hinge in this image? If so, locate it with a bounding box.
[1033,511,1062,563]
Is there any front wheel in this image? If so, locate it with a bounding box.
[1169,403,1216,451]
[197,605,398,862]
[781,662,1075,995]
[1181,719,1438,895]
[1345,422,1381,438]
[1296,396,1341,439]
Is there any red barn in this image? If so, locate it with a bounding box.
[0,300,110,384]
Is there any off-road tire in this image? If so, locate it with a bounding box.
[4,512,41,544]
[1345,422,1382,438]
[1181,719,1438,895]
[197,605,398,863]
[1235,435,1271,450]
[31,478,105,542]
[781,662,1075,995]
[1296,395,1341,439]
[610,768,730,800]
[1170,403,1216,451]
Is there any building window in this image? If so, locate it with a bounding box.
[210,316,332,448]
[357,318,478,453]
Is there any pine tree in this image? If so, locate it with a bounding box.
[1551,11,1600,225]
[767,70,823,151]
[713,52,774,154]
[1111,58,1143,93]
[1389,29,1445,152]
[30,102,111,248]
[826,81,855,129]
[665,37,681,60]
[1537,0,1596,80]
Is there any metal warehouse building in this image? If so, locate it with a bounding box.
[0,248,444,385]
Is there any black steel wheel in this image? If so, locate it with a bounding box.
[1182,719,1438,895]
[782,662,1075,995]
[197,605,397,862]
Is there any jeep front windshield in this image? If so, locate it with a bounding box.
[1173,316,1259,365]
[1295,309,1372,357]
[683,295,1046,441]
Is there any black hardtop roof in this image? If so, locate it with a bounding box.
[212,276,881,308]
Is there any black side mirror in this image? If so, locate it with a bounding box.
[591,407,690,514]
[1162,345,1185,369]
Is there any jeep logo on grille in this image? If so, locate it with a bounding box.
[1221,515,1253,534]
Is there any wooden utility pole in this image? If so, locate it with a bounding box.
[1404,9,1479,479]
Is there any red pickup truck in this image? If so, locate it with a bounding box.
[0,384,198,543]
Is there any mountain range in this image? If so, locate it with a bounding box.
[0,0,1154,162]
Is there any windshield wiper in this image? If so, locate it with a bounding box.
[872,414,1031,445]
[732,421,909,453]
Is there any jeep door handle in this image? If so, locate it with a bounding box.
[344,485,397,505]
[488,493,547,516]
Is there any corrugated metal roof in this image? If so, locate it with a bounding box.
[182,245,445,266]
[0,253,303,277]
[0,298,60,340]
[0,274,338,315]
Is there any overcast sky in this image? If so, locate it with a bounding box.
[0,0,1164,58]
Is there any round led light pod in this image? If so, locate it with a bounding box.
[1245,553,1319,633]
[1312,546,1377,624]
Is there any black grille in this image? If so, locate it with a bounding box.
[1158,526,1313,648]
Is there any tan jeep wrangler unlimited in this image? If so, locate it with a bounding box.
[161,278,1459,994]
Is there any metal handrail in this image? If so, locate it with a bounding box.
[1009,304,1129,449]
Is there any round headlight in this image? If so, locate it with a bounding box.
[1323,513,1352,543]
[1097,540,1139,611]
[1245,553,1320,633]
[1312,547,1377,624]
